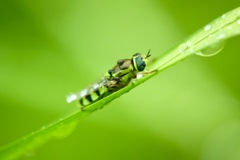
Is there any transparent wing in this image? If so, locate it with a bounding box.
[66,77,107,103]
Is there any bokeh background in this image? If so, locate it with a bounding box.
[1,0,240,159]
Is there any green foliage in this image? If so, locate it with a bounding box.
[1,6,240,160]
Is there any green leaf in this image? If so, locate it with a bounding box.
[1,7,240,160]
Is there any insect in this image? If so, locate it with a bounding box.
[67,50,153,110]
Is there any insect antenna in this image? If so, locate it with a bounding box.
[146,49,151,58]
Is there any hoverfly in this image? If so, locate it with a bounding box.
[67,50,153,110]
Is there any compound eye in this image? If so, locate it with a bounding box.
[135,56,146,71]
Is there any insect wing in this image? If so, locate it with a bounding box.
[66,78,107,104]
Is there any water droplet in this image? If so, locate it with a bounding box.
[195,40,225,57]
[178,42,190,54]
[41,126,46,130]
[221,14,226,19]
[237,19,240,25]
[204,24,211,31]
[52,120,79,139]
[66,93,78,103]
[217,33,225,40]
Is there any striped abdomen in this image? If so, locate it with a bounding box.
[79,86,108,106]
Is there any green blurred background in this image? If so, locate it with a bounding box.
[0,0,240,159]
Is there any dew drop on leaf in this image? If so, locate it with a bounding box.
[195,40,225,57]
[66,93,78,103]
[221,14,226,19]
[51,120,79,139]
[178,41,191,54]
[204,24,211,31]
[237,19,240,25]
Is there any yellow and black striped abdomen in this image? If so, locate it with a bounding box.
[79,86,108,106]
